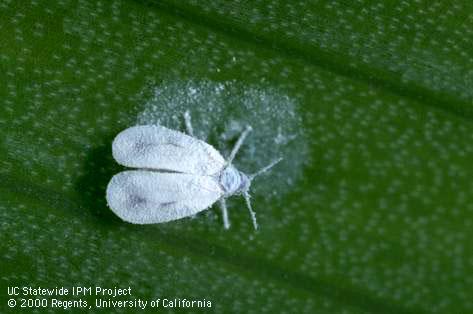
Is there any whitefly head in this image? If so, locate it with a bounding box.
[220,165,250,196]
[220,158,282,196]
[219,157,283,229]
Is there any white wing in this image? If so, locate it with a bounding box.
[106,170,224,224]
[112,125,225,175]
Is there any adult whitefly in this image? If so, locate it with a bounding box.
[106,111,282,229]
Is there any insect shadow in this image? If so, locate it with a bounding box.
[75,131,124,226]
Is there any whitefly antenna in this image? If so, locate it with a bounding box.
[243,191,258,230]
[249,157,283,180]
[242,157,283,230]
[226,125,252,165]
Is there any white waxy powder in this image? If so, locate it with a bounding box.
[136,80,309,199]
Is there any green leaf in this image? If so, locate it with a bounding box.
[1,1,472,313]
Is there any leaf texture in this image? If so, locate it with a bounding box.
[1,1,472,313]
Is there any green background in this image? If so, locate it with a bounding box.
[1,0,472,313]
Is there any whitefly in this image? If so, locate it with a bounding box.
[106,111,282,229]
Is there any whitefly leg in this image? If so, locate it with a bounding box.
[219,198,230,229]
[227,125,252,165]
[243,191,258,230]
[184,110,194,137]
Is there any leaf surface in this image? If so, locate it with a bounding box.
[1,1,472,313]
